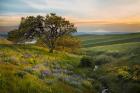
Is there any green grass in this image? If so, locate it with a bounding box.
[84,42,140,52]
[81,40,140,93]
[0,39,12,44]
[78,33,140,47]
[77,33,140,93]
[0,32,140,93]
[0,43,83,93]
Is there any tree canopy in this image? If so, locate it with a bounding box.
[8,13,77,53]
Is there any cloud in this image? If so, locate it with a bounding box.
[0,16,21,26]
[0,0,140,27]
[1,0,140,18]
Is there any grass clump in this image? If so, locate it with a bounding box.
[79,56,94,68]
[94,55,114,65]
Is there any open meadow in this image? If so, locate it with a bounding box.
[0,33,140,93]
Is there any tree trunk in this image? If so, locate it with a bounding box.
[49,48,54,53]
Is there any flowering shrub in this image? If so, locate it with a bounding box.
[117,66,131,80]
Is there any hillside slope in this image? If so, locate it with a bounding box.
[78,33,140,47]
[0,33,140,93]
[0,44,89,93]
[82,42,140,93]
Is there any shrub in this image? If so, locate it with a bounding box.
[24,68,34,74]
[117,66,131,80]
[92,80,102,93]
[15,71,26,78]
[0,73,6,89]
[28,58,37,64]
[1,55,11,63]
[132,65,140,81]
[106,51,123,58]
[82,80,92,88]
[79,56,94,67]
[95,55,113,65]
[125,83,140,93]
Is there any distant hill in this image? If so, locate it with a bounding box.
[74,31,139,36]
[0,26,18,32]
[78,33,140,47]
[0,32,8,38]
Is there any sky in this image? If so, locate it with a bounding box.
[0,0,140,32]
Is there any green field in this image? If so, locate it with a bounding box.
[78,33,140,47]
[0,33,140,93]
[79,33,140,93]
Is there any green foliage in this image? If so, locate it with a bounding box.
[7,29,22,43]
[28,58,37,64]
[43,13,77,53]
[106,51,123,58]
[131,65,140,81]
[56,36,81,53]
[125,83,140,93]
[15,71,27,78]
[82,80,92,88]
[117,66,131,80]
[37,35,81,53]
[8,13,77,53]
[79,56,94,67]
[94,55,113,65]
[92,80,102,93]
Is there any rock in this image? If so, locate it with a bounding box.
[102,89,109,93]
[94,65,99,71]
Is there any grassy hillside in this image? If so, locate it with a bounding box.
[0,39,12,44]
[81,42,140,93]
[79,34,140,93]
[0,32,140,93]
[77,33,140,93]
[84,42,140,54]
[78,33,140,47]
[0,44,90,93]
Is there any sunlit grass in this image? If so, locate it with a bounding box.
[0,32,140,93]
[84,42,140,52]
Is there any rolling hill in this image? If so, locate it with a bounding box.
[78,33,140,47]
[0,32,140,93]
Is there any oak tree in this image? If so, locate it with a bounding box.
[8,13,77,53]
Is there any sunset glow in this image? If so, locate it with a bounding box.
[0,0,140,31]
